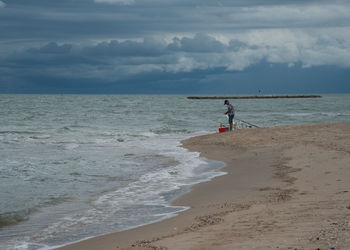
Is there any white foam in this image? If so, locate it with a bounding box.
[3,132,223,250]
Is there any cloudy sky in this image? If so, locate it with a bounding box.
[0,0,349,93]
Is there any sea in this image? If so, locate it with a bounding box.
[0,94,349,250]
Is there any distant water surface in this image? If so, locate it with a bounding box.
[0,94,349,249]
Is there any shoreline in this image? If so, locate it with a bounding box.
[50,158,226,250]
[59,122,350,250]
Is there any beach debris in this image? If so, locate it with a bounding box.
[346,204,350,209]
[133,239,167,250]
[185,214,224,231]
[267,189,297,203]
[335,190,348,194]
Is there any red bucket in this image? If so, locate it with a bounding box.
[219,127,226,133]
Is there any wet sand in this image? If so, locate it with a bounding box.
[59,122,350,250]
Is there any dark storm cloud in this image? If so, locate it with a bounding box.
[2,32,350,83]
[27,42,72,54]
[0,0,350,93]
[1,0,350,42]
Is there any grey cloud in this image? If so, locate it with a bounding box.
[1,0,350,93]
[94,0,135,5]
[0,1,5,8]
[27,42,72,54]
[82,38,165,57]
[167,33,226,53]
[1,0,350,43]
[2,29,350,85]
[224,4,350,28]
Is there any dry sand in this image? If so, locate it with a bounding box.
[59,122,350,250]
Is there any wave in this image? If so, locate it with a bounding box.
[0,209,33,228]
[150,128,192,135]
[0,197,72,229]
[29,135,51,139]
[0,130,40,135]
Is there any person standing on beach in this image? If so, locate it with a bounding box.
[224,100,235,131]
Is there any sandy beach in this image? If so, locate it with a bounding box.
[59,122,350,250]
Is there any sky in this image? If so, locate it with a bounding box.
[0,0,349,94]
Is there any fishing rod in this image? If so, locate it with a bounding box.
[234,118,259,128]
[220,117,259,130]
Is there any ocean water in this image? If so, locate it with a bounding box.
[0,94,349,250]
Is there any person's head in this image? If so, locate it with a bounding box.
[224,100,229,105]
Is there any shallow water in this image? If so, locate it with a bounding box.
[0,94,349,249]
